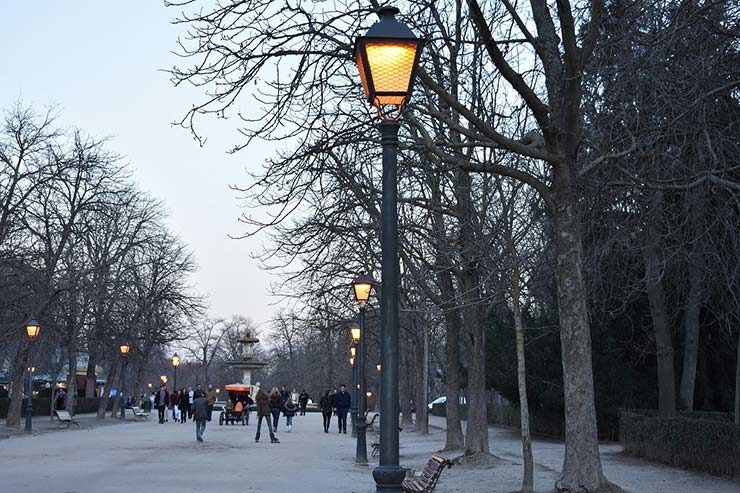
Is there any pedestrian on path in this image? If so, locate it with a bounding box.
[206,384,217,421]
[283,398,297,432]
[193,390,208,442]
[179,388,190,423]
[269,387,282,431]
[298,390,310,416]
[334,384,351,434]
[171,389,179,422]
[320,389,333,433]
[255,388,279,443]
[187,386,194,419]
[154,384,169,424]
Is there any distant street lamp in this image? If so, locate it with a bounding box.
[351,273,375,467]
[355,6,424,488]
[160,375,168,384]
[25,320,41,434]
[119,343,130,420]
[172,352,181,392]
[351,340,358,438]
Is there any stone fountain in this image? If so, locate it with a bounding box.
[225,330,267,395]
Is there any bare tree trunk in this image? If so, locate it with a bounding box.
[513,262,534,493]
[440,275,464,450]
[414,323,429,434]
[5,344,29,428]
[65,351,77,414]
[679,245,704,410]
[552,189,615,493]
[462,300,489,456]
[457,169,489,456]
[97,359,119,419]
[400,342,414,427]
[641,200,676,416]
[85,351,97,398]
[735,333,740,425]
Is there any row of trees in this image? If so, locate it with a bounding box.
[166,1,739,492]
[0,103,201,424]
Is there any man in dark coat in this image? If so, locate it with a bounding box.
[334,384,351,434]
[154,385,169,424]
[298,390,310,416]
[193,390,209,442]
[255,389,279,443]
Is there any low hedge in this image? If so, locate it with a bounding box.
[620,409,740,477]
[0,397,113,418]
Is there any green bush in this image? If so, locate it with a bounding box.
[620,409,740,477]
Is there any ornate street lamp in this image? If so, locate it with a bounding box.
[350,274,376,467]
[172,352,180,393]
[352,273,374,306]
[119,343,130,420]
[351,340,359,438]
[24,320,41,433]
[26,320,41,341]
[355,6,424,489]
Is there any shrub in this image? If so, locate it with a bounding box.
[620,409,740,477]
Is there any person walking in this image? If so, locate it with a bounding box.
[298,390,310,416]
[154,384,169,424]
[187,386,194,419]
[179,388,190,423]
[334,384,351,434]
[206,384,217,422]
[280,386,290,406]
[283,398,297,432]
[171,389,179,422]
[255,388,279,443]
[269,387,282,431]
[193,389,209,442]
[319,389,333,433]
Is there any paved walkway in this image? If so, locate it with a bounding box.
[1,412,738,492]
[0,412,375,493]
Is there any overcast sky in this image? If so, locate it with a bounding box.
[1,2,278,327]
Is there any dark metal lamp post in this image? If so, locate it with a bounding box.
[172,352,180,393]
[352,273,374,467]
[350,341,358,438]
[24,320,41,434]
[119,343,130,420]
[355,6,424,490]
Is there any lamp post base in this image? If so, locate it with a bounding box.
[372,465,407,492]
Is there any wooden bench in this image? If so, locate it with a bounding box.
[401,455,453,493]
[132,406,149,420]
[365,412,379,432]
[54,410,80,428]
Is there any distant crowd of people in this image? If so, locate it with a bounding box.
[145,382,353,443]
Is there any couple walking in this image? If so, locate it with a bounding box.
[319,384,351,434]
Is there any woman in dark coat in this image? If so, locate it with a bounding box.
[255,388,279,443]
[178,388,190,423]
[268,387,282,431]
[319,389,333,433]
[283,398,297,432]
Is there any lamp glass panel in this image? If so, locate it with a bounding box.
[26,323,40,339]
[349,357,355,366]
[356,51,371,100]
[351,326,361,342]
[365,41,417,96]
[353,281,373,303]
[120,344,130,355]
[172,354,180,367]
[350,347,356,357]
